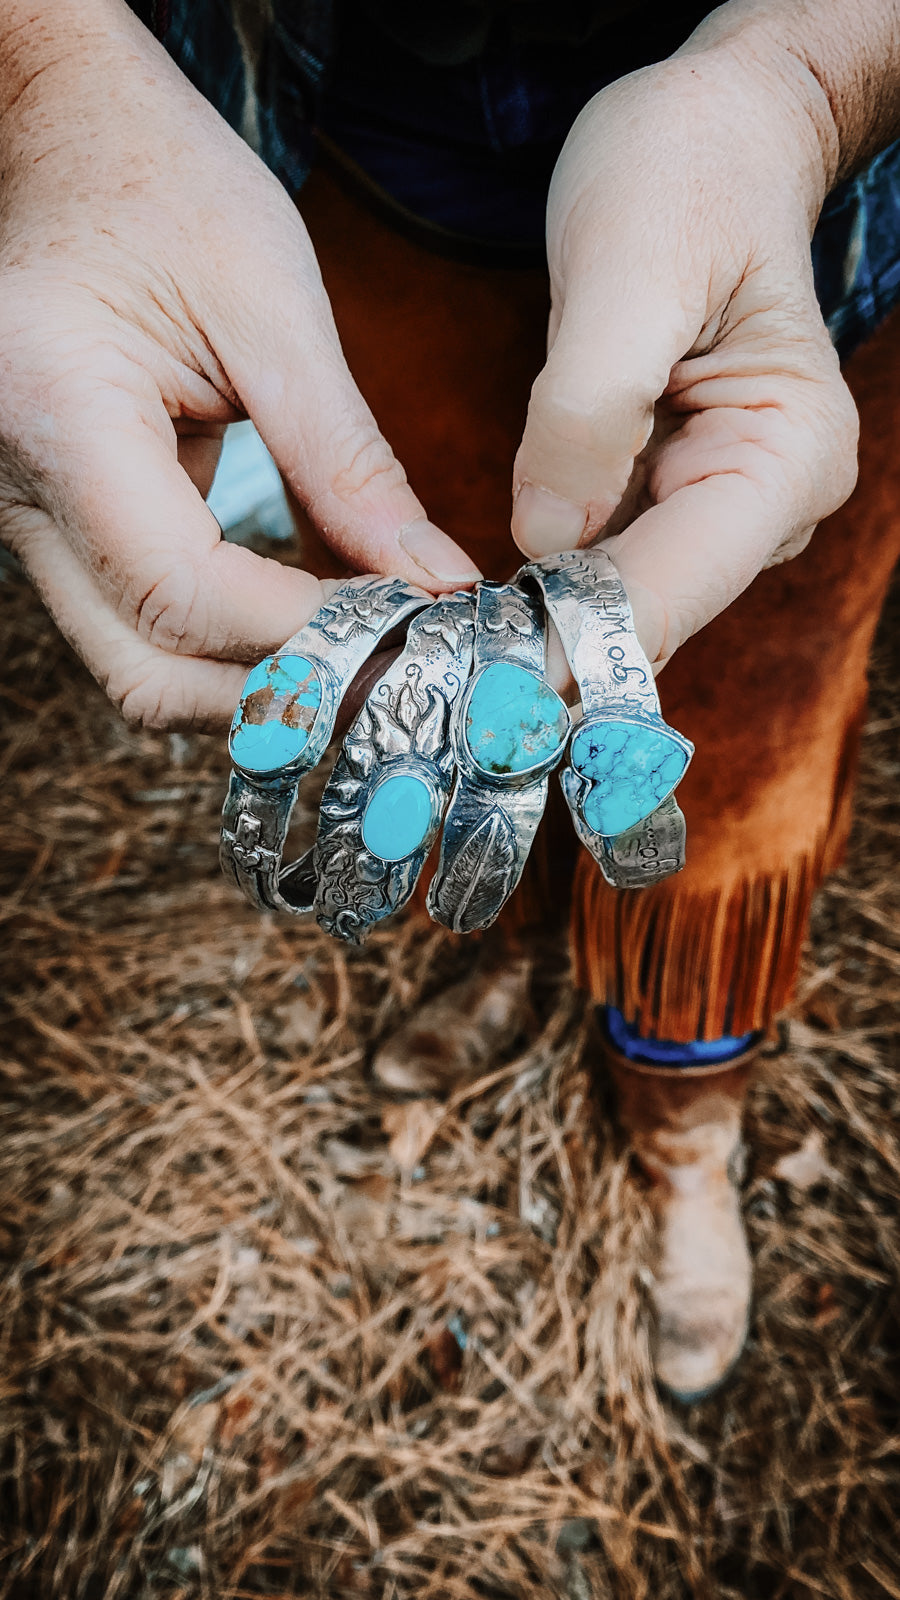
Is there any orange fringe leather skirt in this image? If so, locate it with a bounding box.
[298,167,900,1042]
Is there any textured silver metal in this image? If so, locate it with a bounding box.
[561,777,687,888]
[220,575,430,915]
[521,549,692,886]
[313,591,476,944]
[427,581,570,933]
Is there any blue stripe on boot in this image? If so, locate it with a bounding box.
[603,1006,759,1068]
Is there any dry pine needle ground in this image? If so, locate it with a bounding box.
[0,560,898,1600]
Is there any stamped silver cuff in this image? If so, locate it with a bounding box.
[520,549,692,889]
[313,591,476,943]
[426,580,571,932]
[220,575,430,914]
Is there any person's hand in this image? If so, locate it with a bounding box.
[0,1,479,730]
[511,37,859,672]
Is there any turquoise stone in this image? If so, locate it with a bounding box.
[229,654,322,773]
[465,662,569,777]
[571,718,689,836]
[362,773,435,861]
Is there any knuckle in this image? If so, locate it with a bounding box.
[527,368,603,454]
[107,654,197,731]
[330,429,408,506]
[109,665,175,731]
[134,562,209,655]
[526,364,654,470]
[827,382,860,506]
[805,369,859,516]
[0,502,35,559]
[659,594,703,661]
[764,524,817,568]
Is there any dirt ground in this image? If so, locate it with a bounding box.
[1,554,898,1600]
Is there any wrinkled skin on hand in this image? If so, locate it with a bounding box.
[0,6,479,730]
[512,45,859,672]
[0,9,863,728]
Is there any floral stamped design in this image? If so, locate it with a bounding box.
[315,577,424,645]
[313,595,475,944]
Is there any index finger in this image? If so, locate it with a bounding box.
[48,378,327,662]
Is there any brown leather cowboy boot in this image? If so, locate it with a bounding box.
[605,1041,758,1402]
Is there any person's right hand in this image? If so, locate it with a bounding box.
[510,25,861,679]
[0,0,480,730]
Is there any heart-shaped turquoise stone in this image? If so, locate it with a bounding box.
[570,718,689,836]
[229,654,322,774]
[465,662,569,778]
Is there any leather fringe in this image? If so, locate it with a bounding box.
[571,697,865,1043]
[572,856,819,1041]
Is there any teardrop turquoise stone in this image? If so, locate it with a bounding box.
[570,718,689,836]
[229,654,322,774]
[362,773,435,861]
[465,662,569,777]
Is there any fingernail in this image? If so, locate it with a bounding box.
[512,484,587,556]
[398,520,482,585]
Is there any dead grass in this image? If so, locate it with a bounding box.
[1,564,898,1600]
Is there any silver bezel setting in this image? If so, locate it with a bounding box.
[221,576,432,917]
[228,655,341,785]
[360,757,444,863]
[566,710,694,835]
[521,550,695,887]
[312,590,477,942]
[452,663,571,791]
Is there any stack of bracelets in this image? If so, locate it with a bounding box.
[220,551,694,944]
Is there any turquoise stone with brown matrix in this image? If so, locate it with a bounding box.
[229,654,322,774]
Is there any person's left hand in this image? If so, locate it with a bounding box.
[510,37,859,674]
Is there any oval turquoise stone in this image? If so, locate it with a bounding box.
[465,662,569,777]
[362,773,435,861]
[229,654,322,774]
[571,718,689,836]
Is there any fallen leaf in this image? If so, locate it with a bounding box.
[278,1478,318,1516]
[323,1139,386,1178]
[274,994,324,1049]
[802,992,842,1030]
[219,1393,256,1448]
[169,1401,219,1463]
[814,1282,841,1328]
[91,829,129,883]
[773,1130,839,1191]
[481,1430,540,1476]
[425,1325,463,1392]
[334,1185,390,1241]
[382,1100,441,1172]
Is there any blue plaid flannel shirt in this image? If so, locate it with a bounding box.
[129,0,900,362]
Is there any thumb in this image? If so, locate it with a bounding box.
[511,279,697,557]
[217,243,481,592]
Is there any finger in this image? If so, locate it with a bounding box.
[212,227,482,591]
[608,380,851,662]
[48,382,327,661]
[512,273,702,557]
[601,480,791,670]
[10,509,249,730]
[596,409,846,669]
